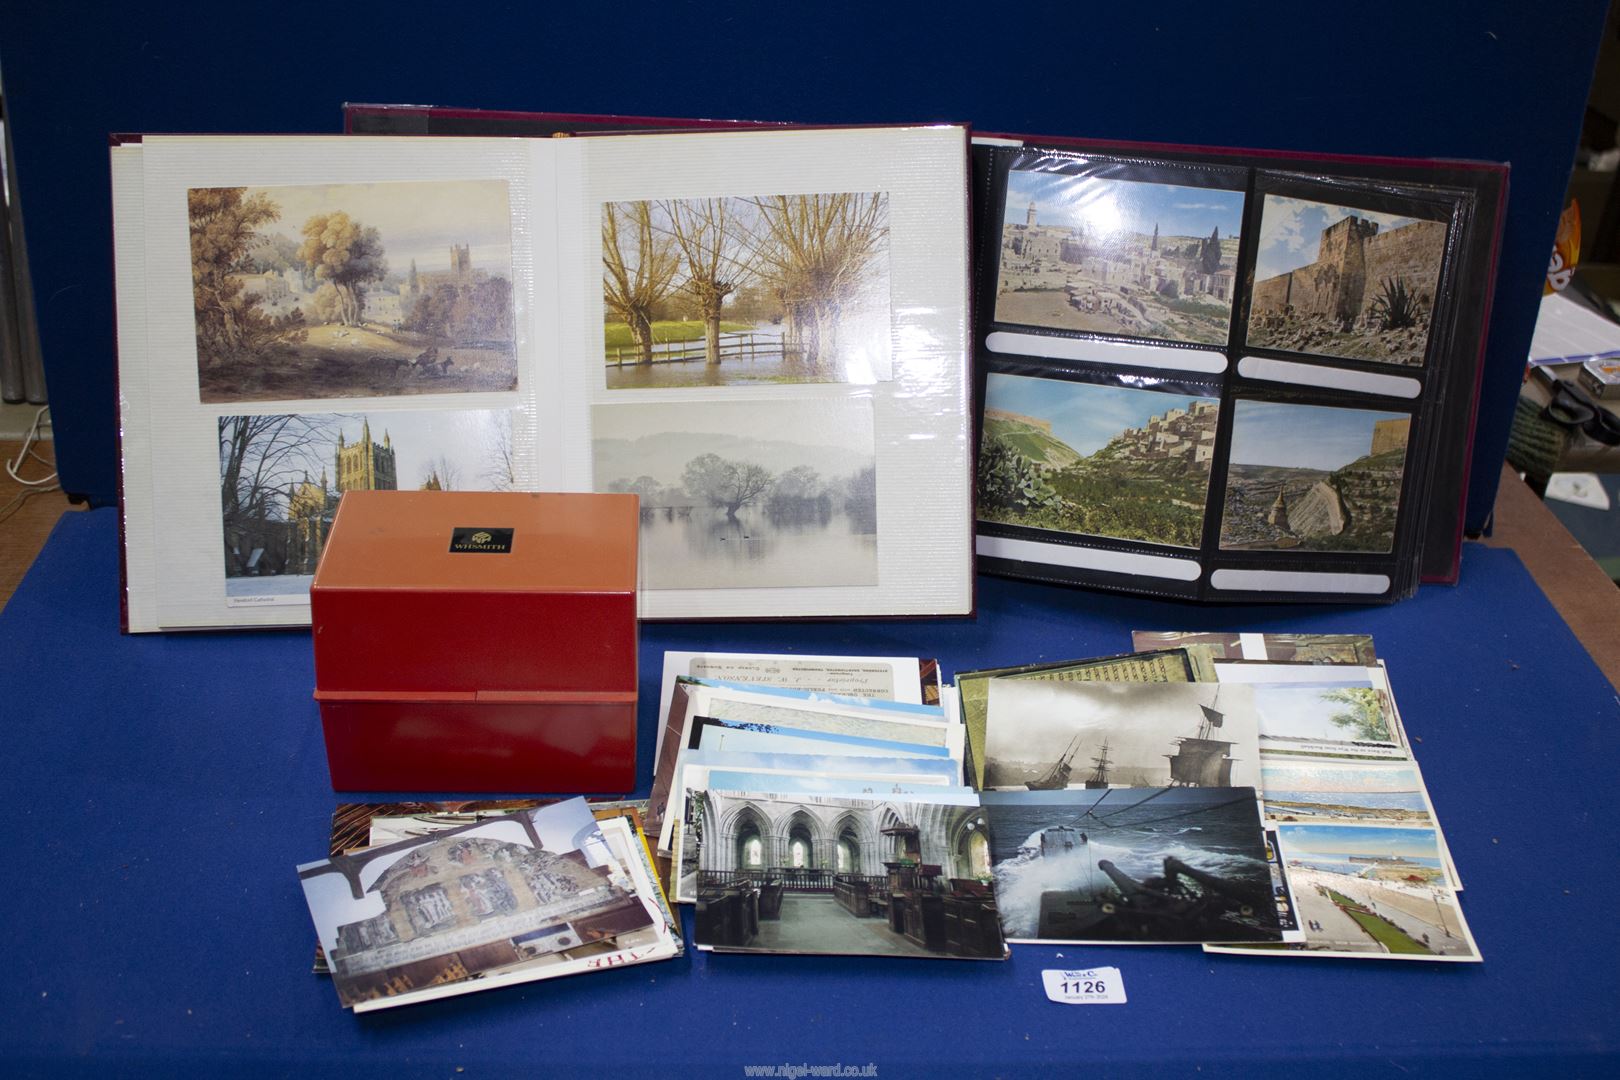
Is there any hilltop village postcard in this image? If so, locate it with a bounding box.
[979,372,1219,550]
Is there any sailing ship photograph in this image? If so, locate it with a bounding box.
[981,788,1282,943]
[980,679,1262,792]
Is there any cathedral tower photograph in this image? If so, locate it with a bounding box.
[218,409,515,599]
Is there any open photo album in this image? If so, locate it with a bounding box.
[112,124,975,630]
[338,106,1509,605]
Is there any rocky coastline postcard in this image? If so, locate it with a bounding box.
[994,169,1244,347]
[1218,399,1410,554]
[978,372,1219,549]
[1246,195,1447,367]
[188,179,518,402]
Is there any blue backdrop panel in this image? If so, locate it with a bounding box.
[0,2,1610,536]
[1,510,1616,1077]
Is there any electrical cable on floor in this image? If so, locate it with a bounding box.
[6,406,56,486]
[0,405,59,524]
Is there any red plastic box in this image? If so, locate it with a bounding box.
[311,490,639,792]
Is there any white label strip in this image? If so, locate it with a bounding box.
[1209,568,1391,595]
[977,534,1201,582]
[972,137,1027,147]
[1238,632,1269,659]
[987,331,1228,374]
[1237,356,1422,399]
[1042,967,1127,1005]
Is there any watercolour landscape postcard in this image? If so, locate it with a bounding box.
[189,179,517,402]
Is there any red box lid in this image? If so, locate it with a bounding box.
[310,491,638,695]
[312,490,637,593]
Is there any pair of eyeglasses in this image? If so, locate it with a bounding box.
[1543,378,1620,446]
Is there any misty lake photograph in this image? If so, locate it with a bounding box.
[592,397,879,590]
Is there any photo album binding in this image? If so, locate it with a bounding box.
[111,126,975,631]
[970,136,1506,603]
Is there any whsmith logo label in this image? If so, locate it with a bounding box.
[449,527,514,554]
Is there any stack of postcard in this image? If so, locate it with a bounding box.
[296,797,680,1011]
[648,650,1008,961]
[962,633,1478,960]
[1128,632,1478,961]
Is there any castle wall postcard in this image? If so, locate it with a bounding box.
[1246,195,1448,368]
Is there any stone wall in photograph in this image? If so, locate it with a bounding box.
[1361,220,1447,311]
[1251,216,1445,323]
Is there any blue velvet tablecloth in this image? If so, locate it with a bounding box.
[3,509,1616,1078]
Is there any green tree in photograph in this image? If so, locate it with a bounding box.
[1199,227,1223,275]
[978,435,1062,516]
[297,211,387,327]
[188,187,307,362]
[1322,686,1392,742]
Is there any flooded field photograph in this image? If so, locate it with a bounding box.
[602,193,891,388]
[591,397,878,589]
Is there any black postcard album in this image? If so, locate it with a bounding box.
[970,135,1507,603]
